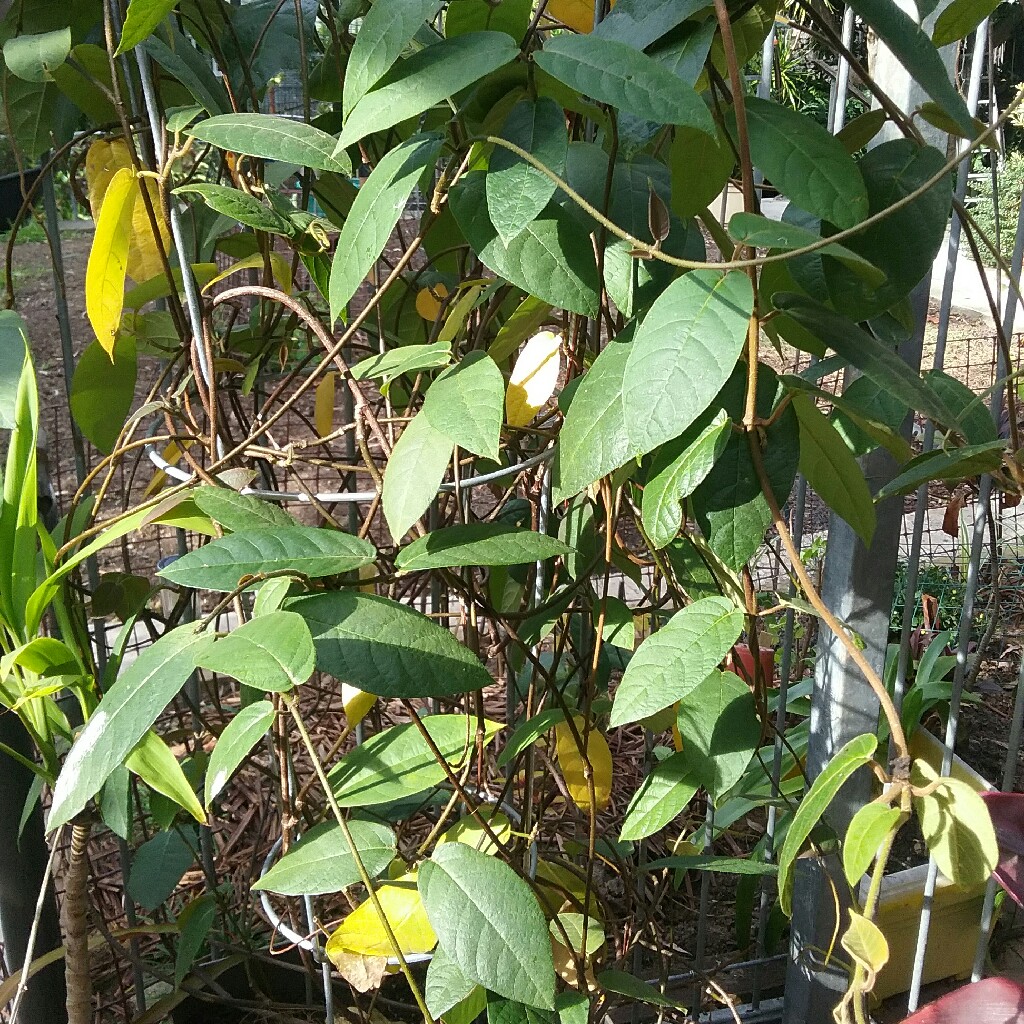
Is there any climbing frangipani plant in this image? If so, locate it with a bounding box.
[0,0,1021,1022]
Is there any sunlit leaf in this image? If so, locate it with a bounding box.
[555,717,613,813]
[506,331,562,428]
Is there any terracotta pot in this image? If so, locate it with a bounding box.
[727,643,776,687]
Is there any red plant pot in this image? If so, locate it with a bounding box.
[727,644,776,688]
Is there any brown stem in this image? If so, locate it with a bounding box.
[62,822,92,1024]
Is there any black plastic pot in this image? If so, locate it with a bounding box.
[0,167,42,232]
[171,953,340,1024]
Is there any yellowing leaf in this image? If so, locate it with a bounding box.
[86,166,136,356]
[551,935,598,990]
[315,372,337,437]
[416,283,449,321]
[437,810,512,854]
[201,251,293,294]
[506,330,562,428]
[357,563,376,594]
[341,682,376,727]
[555,716,612,813]
[841,911,889,977]
[326,872,437,959]
[85,139,169,284]
[546,0,615,32]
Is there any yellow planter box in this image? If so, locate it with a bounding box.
[871,729,993,1001]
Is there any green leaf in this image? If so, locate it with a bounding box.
[127,829,195,911]
[254,819,396,895]
[446,0,532,40]
[932,0,999,46]
[676,670,758,803]
[487,98,568,243]
[0,310,28,430]
[328,715,501,807]
[727,212,884,285]
[191,487,294,532]
[422,351,505,460]
[338,32,519,150]
[551,331,634,502]
[924,369,998,445]
[204,700,275,806]
[490,296,553,364]
[70,334,137,455]
[911,759,997,887]
[174,183,293,236]
[670,124,734,220]
[343,0,442,117]
[824,141,952,318]
[824,375,910,459]
[846,0,974,136]
[427,944,479,1019]
[450,173,600,316]
[329,133,443,324]
[875,440,1005,499]
[420,843,556,1010]
[3,28,71,82]
[175,894,217,988]
[351,342,452,385]
[592,0,709,50]
[0,74,66,162]
[775,296,960,429]
[198,611,314,694]
[602,595,635,651]
[142,31,230,114]
[609,597,744,727]
[117,0,177,54]
[292,590,493,698]
[742,97,868,230]
[778,732,878,916]
[644,855,778,875]
[126,729,205,823]
[842,802,901,886]
[397,523,571,572]
[488,994,557,1024]
[535,35,714,137]
[623,270,751,457]
[382,410,454,540]
[836,109,888,154]
[188,114,350,173]
[642,408,729,549]
[792,393,876,545]
[497,709,567,768]
[157,527,376,591]
[49,628,215,830]
[597,970,683,1009]
[620,752,697,841]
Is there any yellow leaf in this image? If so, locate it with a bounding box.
[341,683,376,727]
[85,139,170,284]
[506,330,562,428]
[415,283,449,321]
[841,911,889,977]
[201,251,293,294]
[437,810,512,854]
[639,703,678,734]
[546,0,615,32]
[325,873,436,959]
[315,372,336,436]
[555,716,612,813]
[357,564,376,594]
[86,166,136,357]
